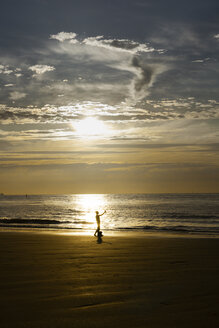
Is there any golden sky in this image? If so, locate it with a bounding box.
[1,113,218,194]
[0,1,219,194]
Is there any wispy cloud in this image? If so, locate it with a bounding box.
[0,31,218,132]
[129,56,167,103]
[0,32,168,109]
[1,98,218,126]
[0,64,13,75]
[29,65,55,76]
[9,91,26,101]
[50,32,158,54]
[50,31,77,42]
[82,35,157,54]
[192,58,210,63]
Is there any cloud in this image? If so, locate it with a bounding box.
[49,31,77,42]
[192,59,204,63]
[49,31,159,54]
[29,64,55,75]
[82,36,156,54]
[0,31,218,120]
[192,58,210,63]
[1,98,218,125]
[9,91,26,101]
[129,56,167,103]
[214,34,219,39]
[0,64,23,79]
[0,65,13,75]
[0,32,168,109]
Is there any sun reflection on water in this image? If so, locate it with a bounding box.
[75,194,108,230]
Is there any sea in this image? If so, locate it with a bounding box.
[0,193,219,237]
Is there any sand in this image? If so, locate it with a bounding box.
[0,231,219,328]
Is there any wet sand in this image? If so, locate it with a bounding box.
[0,231,219,328]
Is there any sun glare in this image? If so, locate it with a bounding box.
[75,194,107,228]
[77,194,106,211]
[73,117,110,139]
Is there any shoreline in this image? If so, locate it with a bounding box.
[1,226,219,239]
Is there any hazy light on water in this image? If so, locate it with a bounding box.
[1,194,218,235]
[74,194,108,229]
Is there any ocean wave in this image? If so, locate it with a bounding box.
[117,225,219,234]
[0,218,92,225]
[0,218,72,225]
[153,214,219,220]
[0,224,84,230]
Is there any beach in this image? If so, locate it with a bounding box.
[0,231,219,328]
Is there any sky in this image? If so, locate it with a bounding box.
[0,0,219,194]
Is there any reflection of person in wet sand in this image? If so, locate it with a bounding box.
[94,210,106,236]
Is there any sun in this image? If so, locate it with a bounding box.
[73,117,110,139]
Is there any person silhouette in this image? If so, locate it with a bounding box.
[94,210,106,236]
[97,233,103,244]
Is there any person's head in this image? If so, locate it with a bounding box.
[96,211,99,214]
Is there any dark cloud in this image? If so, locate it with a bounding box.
[108,39,143,51]
[96,143,219,150]
[0,109,84,123]
[82,36,156,53]
[131,56,153,98]
[0,160,218,172]
[128,56,168,103]
[5,150,135,155]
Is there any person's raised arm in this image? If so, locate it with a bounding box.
[100,210,106,216]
